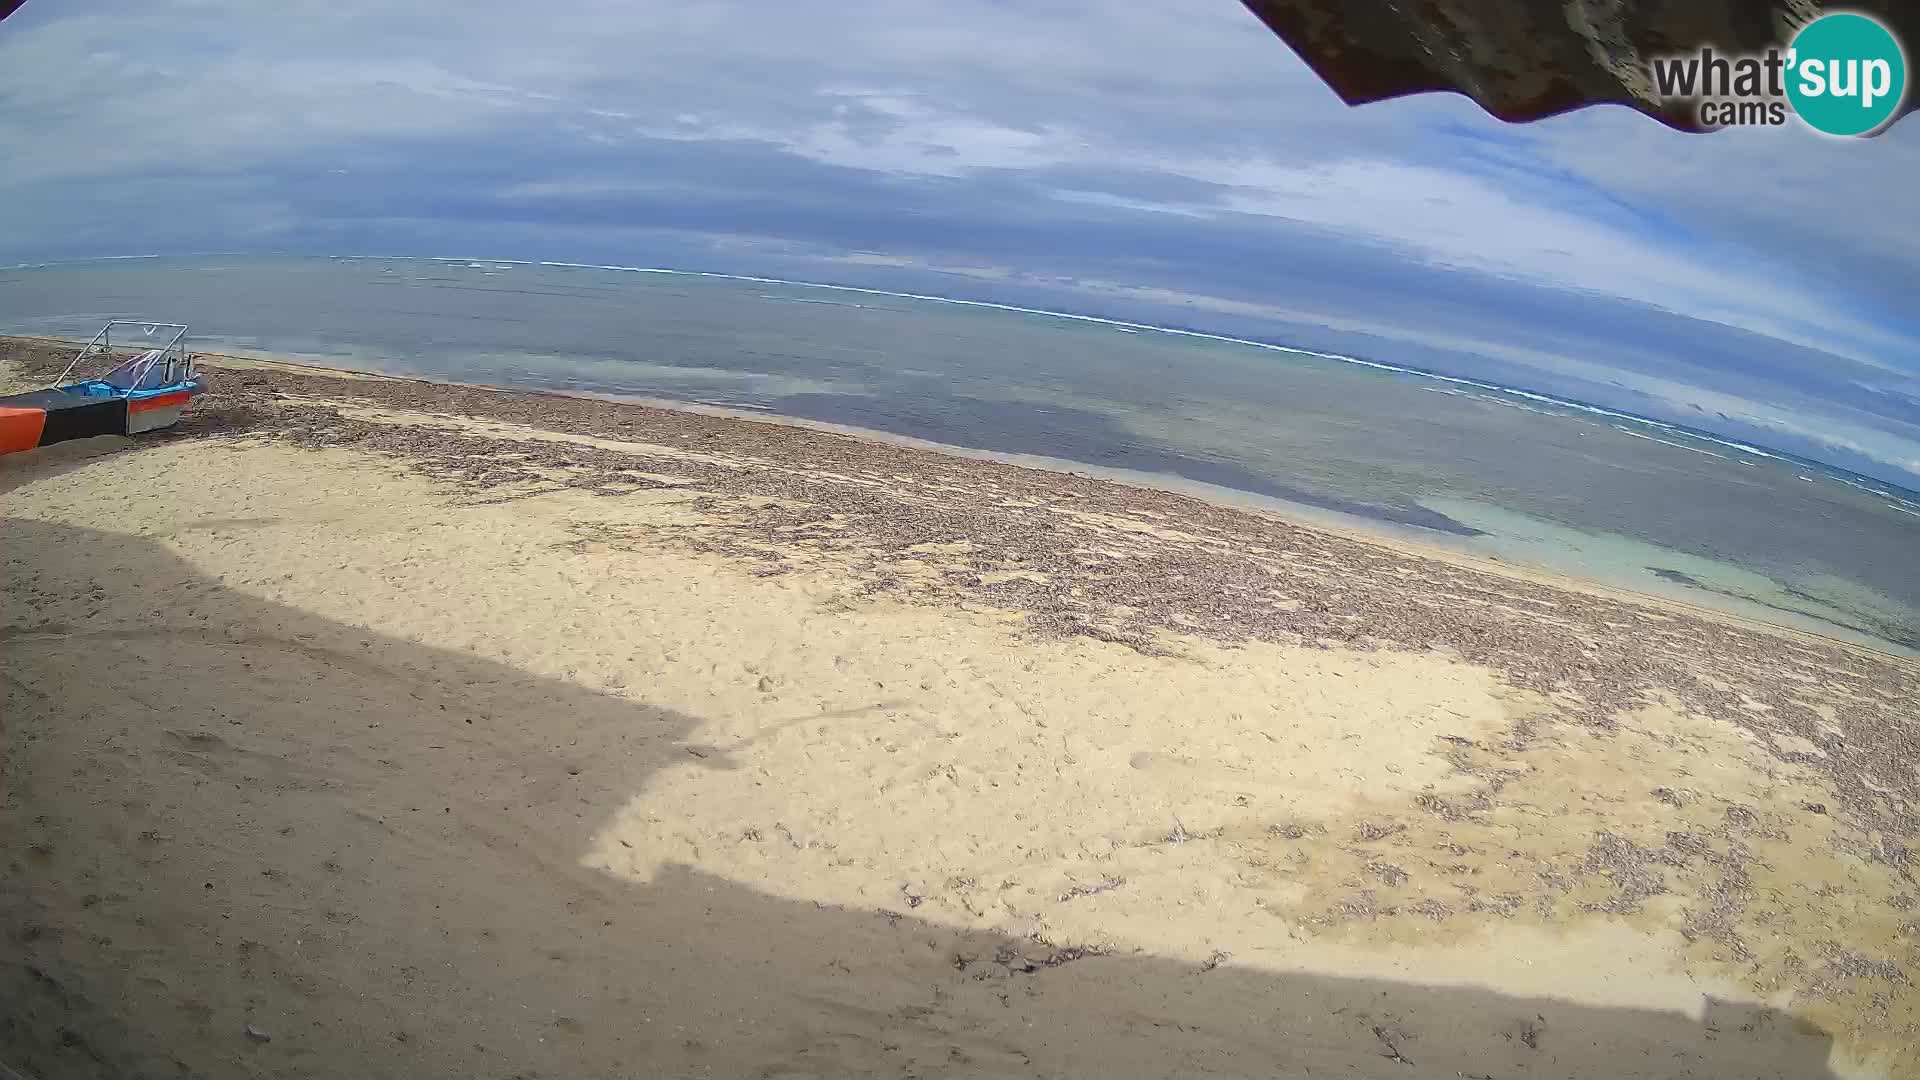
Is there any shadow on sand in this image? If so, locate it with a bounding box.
[2,513,1838,1079]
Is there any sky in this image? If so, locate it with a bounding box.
[2,0,1918,486]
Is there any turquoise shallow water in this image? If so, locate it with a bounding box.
[4,254,1917,652]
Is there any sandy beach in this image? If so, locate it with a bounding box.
[4,336,1917,1079]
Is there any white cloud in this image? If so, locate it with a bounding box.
[630,89,1084,177]
[630,87,1919,371]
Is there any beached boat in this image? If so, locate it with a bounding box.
[0,322,207,455]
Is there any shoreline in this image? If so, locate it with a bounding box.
[6,332,1908,660]
[6,332,1919,1076]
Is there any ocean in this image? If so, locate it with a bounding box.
[4,253,1918,653]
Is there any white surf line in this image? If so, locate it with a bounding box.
[2,255,159,271]
[1610,427,1731,460]
[1831,475,1920,511]
[1,251,262,271]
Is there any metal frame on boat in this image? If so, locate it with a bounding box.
[1,321,209,455]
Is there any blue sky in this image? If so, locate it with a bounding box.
[3,0,1918,484]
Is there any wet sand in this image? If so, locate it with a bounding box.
[3,338,1917,1078]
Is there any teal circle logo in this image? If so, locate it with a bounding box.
[1786,12,1907,135]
